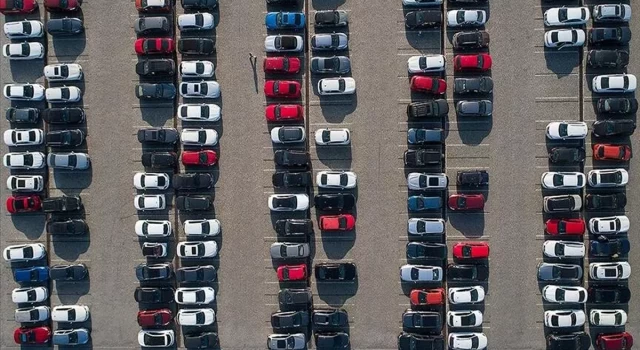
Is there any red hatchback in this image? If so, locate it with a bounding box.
[593,144,632,161]
[410,76,447,95]
[453,242,490,259]
[135,38,174,55]
[454,54,492,72]
[596,332,633,350]
[0,0,37,14]
[6,195,41,214]
[264,57,301,74]
[137,309,172,327]
[410,288,445,306]
[448,194,484,211]
[44,0,80,11]
[135,0,171,12]
[14,327,51,345]
[319,214,356,231]
[265,104,304,122]
[264,80,301,99]
[277,264,306,281]
[182,150,217,166]
[545,218,585,235]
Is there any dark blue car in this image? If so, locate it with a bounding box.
[265,12,306,30]
[590,237,630,257]
[14,266,50,283]
[408,196,442,212]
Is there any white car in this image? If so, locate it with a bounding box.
[407,55,445,73]
[407,173,448,190]
[2,42,44,59]
[3,243,46,262]
[268,194,309,211]
[175,287,215,305]
[7,175,44,192]
[400,264,442,282]
[4,129,44,146]
[4,83,45,100]
[135,220,172,237]
[543,241,585,258]
[593,4,631,22]
[4,20,44,39]
[15,306,50,323]
[180,81,220,98]
[52,305,89,322]
[134,194,166,211]
[589,216,630,234]
[46,86,82,103]
[3,152,46,169]
[545,121,588,140]
[592,74,637,93]
[178,13,215,31]
[541,172,585,189]
[270,126,306,144]
[542,285,587,303]
[133,172,170,190]
[588,169,628,187]
[177,308,215,326]
[181,128,218,146]
[315,128,351,145]
[402,0,443,6]
[448,286,485,305]
[44,64,83,81]
[448,333,488,350]
[180,61,215,78]
[447,310,483,328]
[265,35,304,52]
[544,309,586,328]
[407,218,445,236]
[12,287,48,304]
[177,241,218,258]
[138,330,174,347]
[590,309,627,327]
[184,219,221,236]
[316,171,357,189]
[178,103,221,122]
[589,262,631,280]
[544,29,585,48]
[544,7,590,26]
[447,10,487,27]
[317,77,356,95]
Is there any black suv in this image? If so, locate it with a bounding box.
[592,119,636,137]
[548,147,585,163]
[178,38,215,55]
[406,242,447,260]
[315,263,357,281]
[404,149,443,167]
[585,193,626,210]
[597,98,638,115]
[135,83,176,100]
[275,150,310,167]
[42,195,82,213]
[46,18,83,35]
[457,170,489,186]
[134,17,170,35]
[47,219,87,235]
[587,50,629,69]
[46,129,84,147]
[184,332,219,349]
[452,30,490,49]
[314,193,356,212]
[272,171,311,188]
[182,0,218,10]
[275,219,313,236]
[42,107,84,124]
[405,10,442,28]
[137,127,178,144]
[278,288,312,310]
[447,264,489,281]
[6,107,39,124]
[454,77,494,94]
[402,311,442,333]
[406,99,448,118]
[589,27,631,45]
[134,287,175,304]
[136,59,175,77]
[173,173,214,190]
[49,264,87,280]
[176,266,217,283]
[588,286,631,304]
[546,332,590,350]
[141,152,177,169]
[176,195,212,211]
[398,333,444,350]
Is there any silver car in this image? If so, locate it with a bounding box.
[47,152,90,170]
[270,243,310,259]
[15,306,50,323]
[408,218,445,236]
[311,33,348,51]
[53,328,90,346]
[310,56,351,74]
[267,333,306,350]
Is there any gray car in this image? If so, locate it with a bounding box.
[46,18,83,36]
[311,33,348,51]
[53,328,90,345]
[537,263,582,282]
[456,100,493,117]
[310,56,351,74]
[268,333,306,350]
[270,243,310,259]
[134,17,170,35]
[47,152,90,170]
[314,10,348,27]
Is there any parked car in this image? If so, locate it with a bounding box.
[454,54,492,71]
[5,107,39,124]
[310,56,351,74]
[541,172,586,189]
[134,195,165,211]
[180,81,220,98]
[269,194,309,211]
[47,17,83,36]
[181,128,218,146]
[544,29,585,48]
[12,287,48,303]
[271,310,309,330]
[410,76,446,94]
[597,97,638,114]
[177,241,218,258]
[133,287,175,304]
[52,305,89,322]
[448,286,485,305]
[588,169,628,187]
[592,74,637,93]
[6,195,42,214]
[135,220,171,238]
[448,194,484,211]
[14,266,49,283]
[408,218,445,236]
[180,60,214,78]
[407,100,448,118]
[319,214,355,231]
[590,309,627,327]
[454,77,493,94]
[544,7,590,26]
[593,144,632,162]
[265,35,304,52]
[267,333,306,350]
[400,264,442,282]
[592,119,636,137]
[265,11,305,30]
[448,333,488,350]
[178,103,221,122]
[589,215,629,234]
[275,219,313,237]
[546,332,590,350]
[549,147,585,164]
[266,104,303,122]
[311,33,348,51]
[402,310,442,332]
[278,288,312,310]
[537,262,582,282]
[47,219,88,235]
[173,173,213,190]
[593,4,631,22]
[314,193,356,211]
[14,327,51,345]
[277,264,307,282]
[270,243,310,259]
[142,243,167,258]
[50,264,87,280]
[407,128,443,144]
[587,50,629,69]
[178,13,215,31]
[7,175,44,192]
[3,152,45,170]
[264,80,301,98]
[457,170,489,187]
[596,333,633,350]
[452,30,490,49]
[42,107,84,124]
[317,77,356,95]
[42,195,81,213]
[178,37,215,55]
[404,149,442,167]
[133,172,170,190]
[447,10,487,27]
[448,264,489,282]
[317,171,357,189]
[2,42,44,60]
[45,129,84,147]
[543,195,582,213]
[407,173,447,190]
[14,306,50,323]
[315,128,350,145]
[134,38,174,55]
[315,263,357,281]
[589,27,631,45]
[175,195,212,211]
[3,20,43,39]
[182,150,217,166]
[181,0,218,10]
[138,309,172,327]
[0,0,37,14]
[404,10,442,28]
[452,242,489,259]
[586,193,626,210]
[406,242,447,260]
[136,263,172,281]
[44,0,81,11]
[543,241,585,258]
[544,310,586,328]
[545,218,585,235]
[448,310,483,328]
[314,10,348,27]
[271,126,305,144]
[184,219,221,236]
[408,195,442,212]
[274,149,310,167]
[312,308,348,328]
[4,84,45,100]
[456,100,493,117]
[272,171,311,188]
[407,54,445,73]
[135,16,170,35]
[135,0,171,12]
[590,237,630,257]
[176,265,217,283]
[264,56,301,74]
[138,330,174,347]
[136,59,175,77]
[410,288,445,306]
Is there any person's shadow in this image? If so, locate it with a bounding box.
[250,53,258,93]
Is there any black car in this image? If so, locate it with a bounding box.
[134,16,170,35]
[315,263,357,281]
[406,99,449,118]
[590,236,630,257]
[589,27,631,45]
[47,219,87,235]
[141,152,177,168]
[134,287,175,304]
[275,219,312,237]
[402,311,442,333]
[314,10,347,27]
[176,195,212,211]
[597,98,638,115]
[315,332,349,350]
[46,18,83,35]
[398,333,445,350]
[457,170,489,187]
[137,128,179,144]
[546,332,590,350]
[312,309,348,328]
[42,107,85,124]
[585,193,626,210]
[136,263,172,281]
[46,129,84,147]
[310,56,351,74]
[587,50,629,69]
[449,0,487,2]
[6,107,39,124]
[182,0,218,10]
[454,77,494,95]
[548,147,585,163]
[447,264,489,281]
[406,242,447,260]
[176,265,217,283]
[278,288,312,310]
[274,149,310,167]
[405,10,442,28]
[135,83,176,100]
[271,311,309,330]
[184,332,218,350]
[404,149,443,167]
[179,38,215,55]
[314,193,356,212]
[173,173,214,190]
[272,171,311,188]
[42,195,82,213]
[452,30,490,50]
[266,0,298,3]
[49,264,87,280]
[592,119,636,137]
[136,59,175,77]
[588,286,631,304]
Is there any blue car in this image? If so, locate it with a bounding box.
[265,12,306,30]
[408,196,442,212]
[14,266,50,283]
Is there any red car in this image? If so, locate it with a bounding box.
[135,0,171,12]
[6,195,41,214]
[44,0,80,11]
[596,332,633,350]
[277,264,307,282]
[135,38,174,55]
[453,242,490,259]
[264,57,301,74]
[593,144,632,161]
[264,80,301,99]
[319,214,356,231]
[410,288,445,306]
[266,104,304,122]
[410,76,446,95]
[545,218,585,235]
[448,194,484,211]
[454,54,492,71]
[137,309,172,327]
[0,0,37,14]
[14,327,51,344]
[182,150,217,166]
